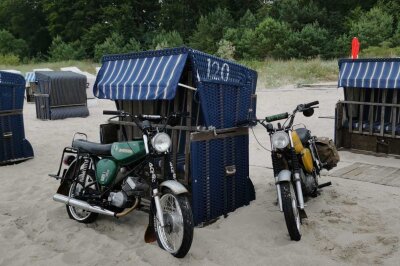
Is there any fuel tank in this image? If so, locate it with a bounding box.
[292,131,314,173]
[111,141,146,164]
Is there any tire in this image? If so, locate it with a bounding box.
[281,182,301,241]
[65,167,98,224]
[152,189,194,258]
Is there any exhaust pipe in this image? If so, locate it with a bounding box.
[53,193,116,217]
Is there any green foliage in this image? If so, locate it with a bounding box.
[224,10,258,59]
[270,0,326,31]
[278,23,329,59]
[252,17,291,59]
[48,36,85,61]
[350,7,393,47]
[189,8,234,54]
[94,33,141,62]
[216,39,235,60]
[152,31,184,50]
[1,0,399,61]
[0,0,50,56]
[0,29,28,58]
[124,38,142,53]
[0,53,20,65]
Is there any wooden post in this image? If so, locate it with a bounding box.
[358,88,365,133]
[380,89,387,136]
[335,102,343,148]
[184,72,193,184]
[392,90,398,137]
[369,90,375,135]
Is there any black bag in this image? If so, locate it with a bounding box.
[315,137,340,170]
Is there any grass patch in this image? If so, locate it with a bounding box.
[1,58,339,88]
[241,58,338,89]
[0,60,99,74]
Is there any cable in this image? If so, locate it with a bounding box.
[251,127,271,152]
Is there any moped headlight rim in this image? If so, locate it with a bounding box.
[151,132,172,153]
[271,131,290,149]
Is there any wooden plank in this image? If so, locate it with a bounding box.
[340,100,400,108]
[341,166,366,179]
[330,162,363,177]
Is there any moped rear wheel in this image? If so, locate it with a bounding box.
[153,189,194,258]
[66,169,98,223]
[281,182,301,241]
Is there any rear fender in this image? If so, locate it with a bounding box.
[56,159,79,196]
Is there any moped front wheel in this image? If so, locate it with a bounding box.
[152,189,194,258]
[281,182,301,241]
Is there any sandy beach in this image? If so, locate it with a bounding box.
[1,86,399,266]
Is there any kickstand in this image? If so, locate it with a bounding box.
[299,209,308,220]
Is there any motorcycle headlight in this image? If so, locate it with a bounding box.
[151,133,171,153]
[271,131,290,149]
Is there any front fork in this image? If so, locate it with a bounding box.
[148,161,165,227]
[288,132,305,210]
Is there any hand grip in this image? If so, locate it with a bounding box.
[103,110,121,115]
[265,112,289,122]
[304,101,319,108]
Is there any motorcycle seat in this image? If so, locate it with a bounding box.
[72,139,112,156]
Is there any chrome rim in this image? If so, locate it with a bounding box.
[291,185,301,232]
[155,194,184,253]
[68,173,95,221]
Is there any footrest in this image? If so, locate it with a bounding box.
[49,174,63,180]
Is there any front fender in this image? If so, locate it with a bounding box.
[275,169,292,183]
[160,180,188,195]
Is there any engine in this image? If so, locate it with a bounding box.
[300,170,317,196]
[108,176,149,208]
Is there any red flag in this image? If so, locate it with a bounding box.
[352,37,360,59]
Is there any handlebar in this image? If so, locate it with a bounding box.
[303,100,319,109]
[265,112,289,123]
[103,110,122,116]
[103,110,189,125]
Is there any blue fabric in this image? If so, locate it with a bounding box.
[94,49,188,100]
[25,72,35,83]
[339,59,400,89]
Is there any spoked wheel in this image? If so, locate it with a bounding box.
[281,182,301,241]
[153,189,193,258]
[66,169,98,223]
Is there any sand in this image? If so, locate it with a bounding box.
[0,86,399,266]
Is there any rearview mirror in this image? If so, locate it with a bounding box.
[303,108,314,117]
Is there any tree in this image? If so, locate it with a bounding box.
[94,33,141,62]
[278,23,329,59]
[189,8,234,54]
[252,17,292,59]
[350,7,393,47]
[0,0,50,56]
[152,31,184,50]
[0,29,28,58]
[48,36,85,61]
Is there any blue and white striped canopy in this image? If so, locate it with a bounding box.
[338,59,400,89]
[94,50,188,100]
[25,72,35,83]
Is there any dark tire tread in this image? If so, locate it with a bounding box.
[281,182,301,241]
[153,189,194,258]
